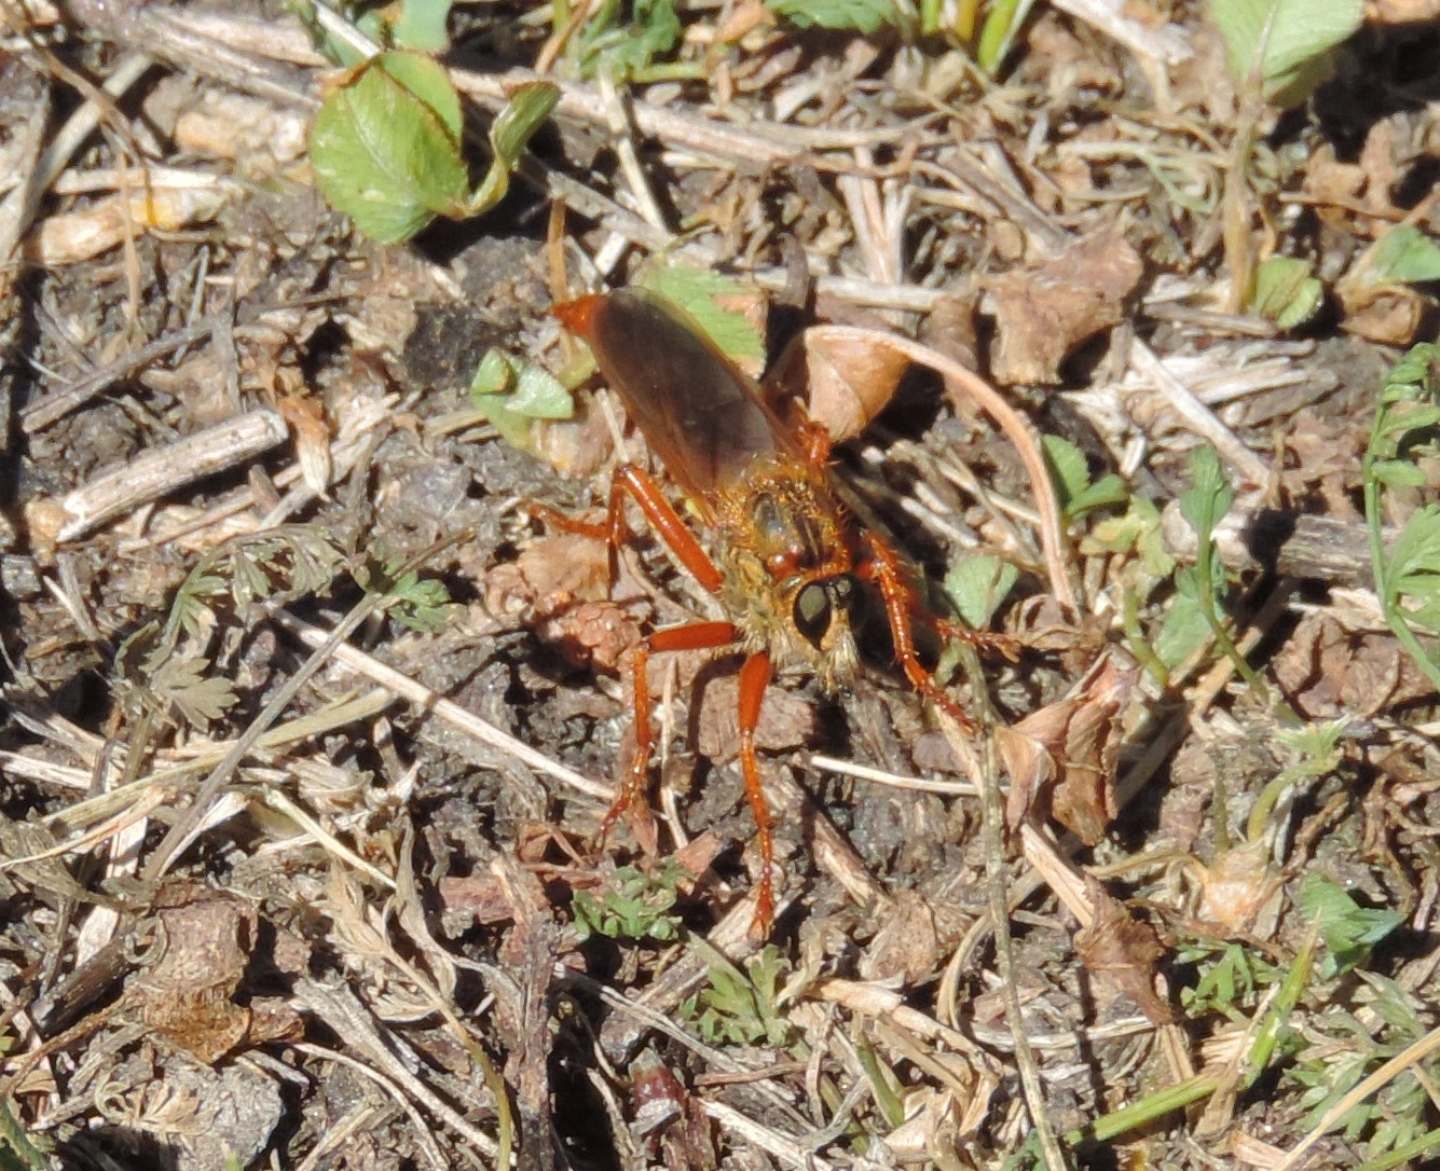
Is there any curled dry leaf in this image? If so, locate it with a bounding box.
[1336,281,1428,346]
[1006,595,1110,679]
[24,185,231,265]
[133,883,302,1063]
[1075,877,1171,1025]
[769,324,911,443]
[985,229,1142,385]
[859,888,941,985]
[538,600,644,673]
[884,1088,961,1159]
[631,1050,716,1170]
[277,394,332,498]
[484,532,644,670]
[1194,840,1283,940]
[997,653,1137,843]
[1273,611,1435,719]
[531,395,617,479]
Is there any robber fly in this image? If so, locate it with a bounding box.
[547,288,983,936]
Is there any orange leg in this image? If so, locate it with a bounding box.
[530,463,724,593]
[926,615,1022,662]
[736,651,776,938]
[599,619,740,847]
[858,533,978,735]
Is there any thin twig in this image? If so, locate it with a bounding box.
[266,606,613,804]
[1129,338,1271,487]
[0,52,151,269]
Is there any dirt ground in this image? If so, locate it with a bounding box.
[3,1,1440,1169]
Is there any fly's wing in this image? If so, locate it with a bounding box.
[555,288,793,512]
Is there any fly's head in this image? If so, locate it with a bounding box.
[719,459,861,690]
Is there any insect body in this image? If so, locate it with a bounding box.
[551,288,976,935]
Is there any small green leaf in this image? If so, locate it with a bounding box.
[1209,0,1363,106]
[1386,504,1440,630]
[468,82,560,215]
[1083,497,1176,578]
[1250,255,1324,328]
[377,49,462,139]
[1042,433,1091,507]
[390,0,453,52]
[1042,433,1127,520]
[1068,474,1129,519]
[1179,445,1235,541]
[506,363,575,420]
[944,554,1018,629]
[765,0,898,33]
[1370,459,1429,490]
[470,348,575,452]
[572,0,683,79]
[471,348,514,396]
[1155,591,1212,668]
[309,51,468,243]
[638,265,765,368]
[976,0,1032,74]
[1365,226,1440,287]
[1298,874,1402,977]
[571,864,682,941]
[386,569,455,633]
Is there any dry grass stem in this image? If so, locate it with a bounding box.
[53,408,287,542]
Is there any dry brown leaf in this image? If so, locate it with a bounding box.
[277,394,332,497]
[986,229,1142,385]
[770,324,911,443]
[439,873,515,926]
[884,1088,960,1159]
[133,883,300,1063]
[997,654,1136,843]
[531,396,617,478]
[694,671,816,757]
[859,889,941,985]
[632,1050,716,1170]
[483,533,614,621]
[538,600,644,673]
[1074,877,1171,1025]
[1337,281,1428,346]
[1274,612,1435,718]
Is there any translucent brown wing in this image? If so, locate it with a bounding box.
[554,288,795,514]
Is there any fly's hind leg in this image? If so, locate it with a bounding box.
[598,620,739,849]
[736,651,776,939]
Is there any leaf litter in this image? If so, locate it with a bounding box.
[2,2,1440,1169]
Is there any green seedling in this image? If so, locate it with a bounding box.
[572,863,683,943]
[310,51,557,244]
[1364,342,1440,692]
[680,945,792,1047]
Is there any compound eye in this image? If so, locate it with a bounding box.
[793,582,832,646]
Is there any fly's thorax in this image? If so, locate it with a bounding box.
[714,458,861,689]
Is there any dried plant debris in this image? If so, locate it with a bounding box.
[3,1,1440,1168]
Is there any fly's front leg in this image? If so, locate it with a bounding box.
[859,532,978,735]
[599,620,739,848]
